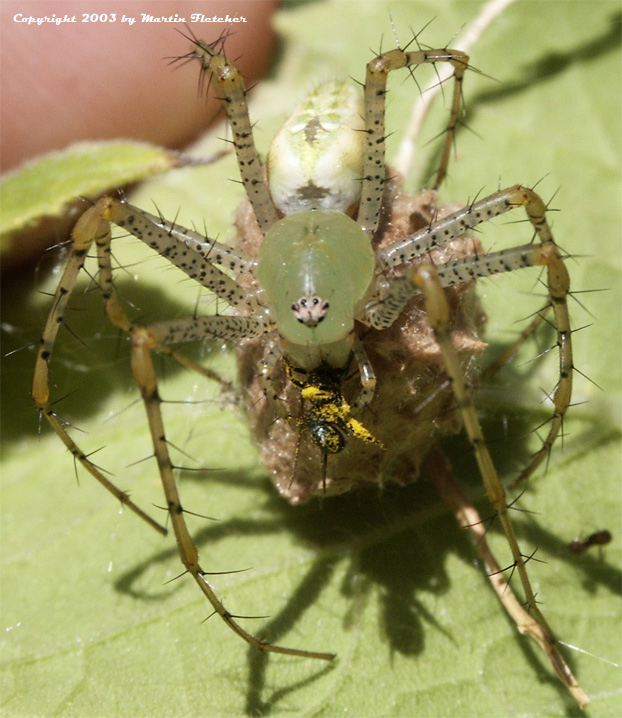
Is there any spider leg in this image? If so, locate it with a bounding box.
[367,185,572,483]
[187,38,279,230]
[33,194,263,533]
[378,185,554,269]
[130,326,333,660]
[92,201,247,388]
[91,197,256,311]
[514,242,572,484]
[258,339,283,407]
[427,447,589,709]
[34,191,333,657]
[32,217,166,534]
[351,336,377,410]
[368,241,545,328]
[358,46,469,235]
[414,264,586,705]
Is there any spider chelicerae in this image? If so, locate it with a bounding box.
[32,27,588,707]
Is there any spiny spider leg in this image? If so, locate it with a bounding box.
[358,47,469,234]
[377,185,553,269]
[96,198,256,310]
[185,39,469,236]
[413,264,583,705]
[94,208,238,391]
[350,337,377,411]
[427,448,589,709]
[258,341,283,406]
[32,208,167,534]
[34,194,332,659]
[130,327,334,660]
[515,241,571,484]
[32,194,266,535]
[98,230,268,348]
[90,199,267,344]
[184,37,279,231]
[95,204,334,657]
[366,185,572,483]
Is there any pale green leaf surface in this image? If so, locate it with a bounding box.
[0,140,183,244]
[1,2,621,717]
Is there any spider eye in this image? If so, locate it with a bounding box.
[291,295,330,328]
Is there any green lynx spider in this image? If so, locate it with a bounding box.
[32,32,587,706]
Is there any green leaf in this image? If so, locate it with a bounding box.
[0,141,185,245]
[2,1,620,717]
